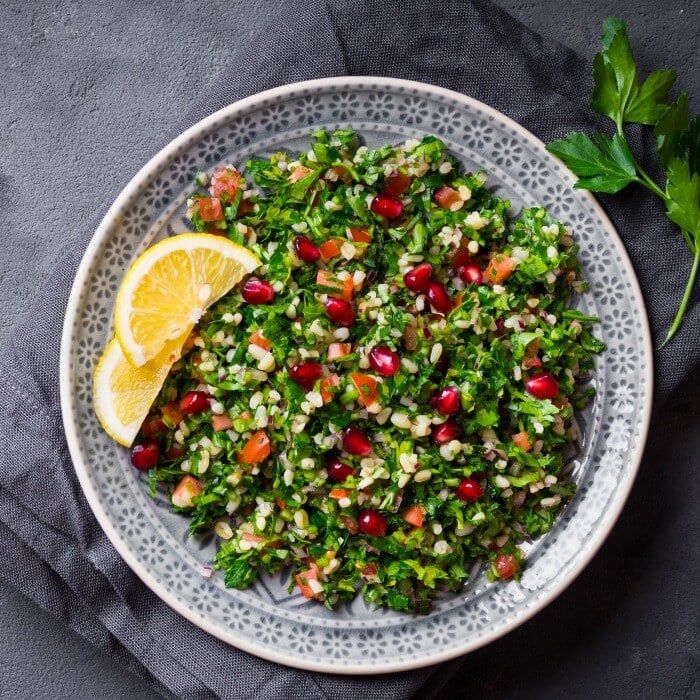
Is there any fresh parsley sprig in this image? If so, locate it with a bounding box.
[546,17,699,346]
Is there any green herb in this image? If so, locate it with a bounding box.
[546,17,699,346]
[143,129,604,614]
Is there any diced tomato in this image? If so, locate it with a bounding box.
[197,197,224,222]
[329,488,352,500]
[327,343,352,361]
[319,238,345,263]
[289,165,313,183]
[212,414,233,432]
[249,329,272,351]
[494,553,520,579]
[240,532,268,544]
[141,414,165,439]
[161,402,184,427]
[349,373,379,407]
[316,269,353,301]
[347,226,372,243]
[434,186,462,210]
[340,515,359,534]
[210,167,241,200]
[171,475,203,508]
[238,430,271,465]
[485,255,516,284]
[320,374,340,403]
[403,504,426,528]
[294,565,321,599]
[511,431,532,452]
[275,497,287,509]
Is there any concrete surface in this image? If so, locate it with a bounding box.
[1,1,698,698]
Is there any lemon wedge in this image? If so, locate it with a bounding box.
[114,233,260,367]
[93,336,189,447]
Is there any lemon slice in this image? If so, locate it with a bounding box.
[114,233,260,366]
[93,336,187,447]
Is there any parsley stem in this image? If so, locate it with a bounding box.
[616,122,668,201]
[659,244,700,347]
[635,165,667,201]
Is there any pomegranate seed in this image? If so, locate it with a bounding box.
[242,278,274,304]
[451,241,472,268]
[130,442,160,471]
[293,235,320,262]
[455,478,483,502]
[326,457,356,482]
[433,386,461,415]
[384,170,411,196]
[370,193,403,219]
[289,361,323,391]
[358,509,388,537]
[432,421,461,445]
[525,372,559,400]
[342,427,372,456]
[179,390,210,415]
[427,281,452,314]
[325,297,355,326]
[369,345,400,376]
[403,263,433,293]
[166,445,187,460]
[459,263,483,285]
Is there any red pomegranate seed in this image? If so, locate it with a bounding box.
[358,509,387,537]
[326,457,356,483]
[166,445,187,460]
[384,170,411,196]
[427,281,452,314]
[451,240,472,268]
[342,426,372,456]
[432,421,461,445]
[525,372,559,400]
[289,361,323,391]
[459,263,483,285]
[242,278,274,304]
[370,193,403,219]
[403,263,433,293]
[325,297,355,326]
[369,345,400,376]
[179,390,210,415]
[455,478,483,502]
[293,235,320,262]
[433,386,461,415]
[130,442,160,471]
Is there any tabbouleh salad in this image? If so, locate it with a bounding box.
[132,128,604,614]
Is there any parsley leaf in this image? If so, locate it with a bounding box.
[665,159,700,238]
[655,92,690,166]
[591,17,676,128]
[546,132,638,193]
[547,16,698,346]
[625,70,678,124]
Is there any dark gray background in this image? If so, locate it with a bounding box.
[1,1,698,699]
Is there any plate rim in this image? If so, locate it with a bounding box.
[60,75,654,674]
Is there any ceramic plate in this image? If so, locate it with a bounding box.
[60,77,653,673]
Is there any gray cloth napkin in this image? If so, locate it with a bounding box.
[0,1,697,699]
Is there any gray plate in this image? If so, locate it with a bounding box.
[60,77,653,673]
